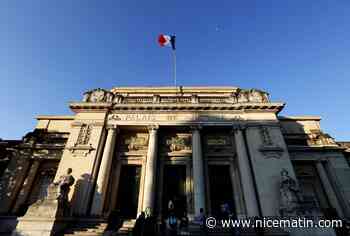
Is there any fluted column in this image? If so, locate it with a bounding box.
[191,125,206,215]
[142,125,159,212]
[316,161,344,218]
[233,126,260,217]
[91,126,118,216]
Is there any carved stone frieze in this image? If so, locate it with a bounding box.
[82,87,270,105]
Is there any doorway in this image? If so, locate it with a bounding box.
[116,165,142,219]
[162,165,187,218]
[208,165,235,217]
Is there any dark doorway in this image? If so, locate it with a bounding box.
[116,165,142,219]
[163,165,187,218]
[208,165,235,217]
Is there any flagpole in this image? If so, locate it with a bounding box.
[173,49,177,88]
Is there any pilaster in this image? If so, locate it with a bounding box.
[232,125,260,217]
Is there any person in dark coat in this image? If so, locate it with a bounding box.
[144,207,156,236]
[133,212,145,236]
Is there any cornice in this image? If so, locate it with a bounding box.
[36,115,75,120]
[111,102,285,112]
[287,145,343,152]
[69,102,112,112]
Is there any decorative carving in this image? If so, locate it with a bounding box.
[67,144,95,157]
[279,169,302,216]
[204,135,233,154]
[236,89,250,103]
[113,94,124,104]
[82,87,270,104]
[153,95,160,103]
[83,88,114,103]
[124,134,149,151]
[259,146,284,159]
[308,130,337,146]
[166,136,191,152]
[259,126,273,146]
[76,124,92,145]
[258,126,284,158]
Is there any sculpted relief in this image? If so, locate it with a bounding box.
[204,135,233,153]
[308,130,337,146]
[161,134,191,153]
[119,133,149,152]
[83,88,114,103]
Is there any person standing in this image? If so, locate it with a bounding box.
[197,208,206,236]
[133,212,145,236]
[179,211,189,235]
[167,211,178,236]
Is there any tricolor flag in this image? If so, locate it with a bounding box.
[158,34,176,50]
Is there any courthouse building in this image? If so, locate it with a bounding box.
[0,86,349,235]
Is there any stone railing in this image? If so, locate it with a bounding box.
[82,88,270,104]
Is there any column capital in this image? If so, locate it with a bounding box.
[190,125,202,132]
[147,124,159,132]
[106,125,119,132]
[316,158,327,164]
[231,123,246,133]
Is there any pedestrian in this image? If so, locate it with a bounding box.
[144,207,156,236]
[197,208,206,236]
[179,211,189,235]
[167,211,178,236]
[133,212,145,236]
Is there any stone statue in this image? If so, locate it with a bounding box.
[249,89,264,102]
[236,89,249,103]
[279,169,301,216]
[105,91,114,102]
[83,88,115,103]
[82,91,91,102]
[54,168,75,202]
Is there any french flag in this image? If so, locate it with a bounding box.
[158,34,176,50]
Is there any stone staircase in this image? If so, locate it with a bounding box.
[57,220,108,236]
[56,219,291,236]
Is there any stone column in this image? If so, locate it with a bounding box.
[233,126,260,217]
[90,126,118,216]
[142,125,159,212]
[191,125,206,215]
[316,161,344,218]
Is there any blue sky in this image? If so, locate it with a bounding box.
[0,1,349,140]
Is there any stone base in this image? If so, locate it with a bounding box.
[0,216,18,235]
[12,217,67,236]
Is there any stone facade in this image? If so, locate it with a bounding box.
[0,86,349,236]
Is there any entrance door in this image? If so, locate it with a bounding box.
[208,165,235,217]
[116,165,142,219]
[162,165,187,217]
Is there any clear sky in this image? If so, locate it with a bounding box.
[1,1,349,140]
